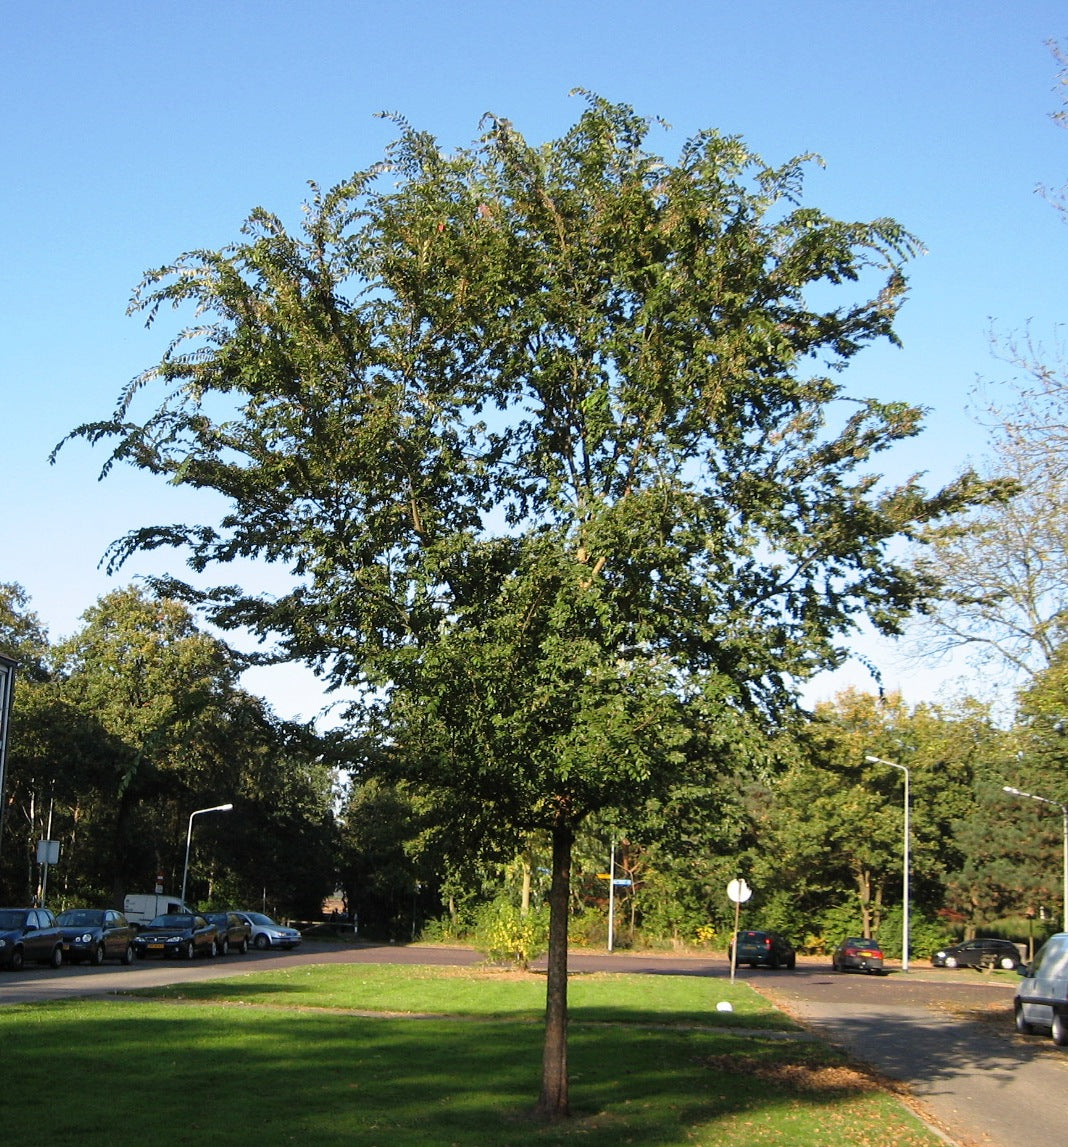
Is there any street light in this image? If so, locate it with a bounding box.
[180,803,233,904]
[866,755,910,972]
[1003,785,1068,931]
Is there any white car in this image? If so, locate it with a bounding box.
[1014,932,1068,1045]
[235,911,303,950]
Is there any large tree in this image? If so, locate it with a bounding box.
[60,96,987,1117]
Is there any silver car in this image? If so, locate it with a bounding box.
[1014,932,1068,1045]
[235,911,303,950]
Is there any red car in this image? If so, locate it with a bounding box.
[831,936,886,974]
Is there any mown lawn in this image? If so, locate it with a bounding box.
[0,963,942,1145]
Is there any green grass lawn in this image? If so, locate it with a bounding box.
[0,963,943,1146]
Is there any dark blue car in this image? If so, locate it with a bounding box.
[0,907,64,970]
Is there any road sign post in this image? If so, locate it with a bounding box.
[726,878,753,983]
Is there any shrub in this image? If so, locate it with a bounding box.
[470,898,549,969]
[569,906,611,949]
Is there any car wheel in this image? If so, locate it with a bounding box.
[786,954,796,969]
[254,933,270,950]
[945,956,958,968]
[91,942,105,967]
[240,938,249,953]
[122,944,135,966]
[9,946,24,972]
[219,937,229,956]
[50,945,63,969]
[1052,1012,1068,1047]
[1015,1003,1035,1035]
[184,941,195,961]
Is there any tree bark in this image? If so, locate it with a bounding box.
[856,867,872,936]
[536,821,573,1120]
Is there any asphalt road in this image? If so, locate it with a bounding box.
[749,961,1068,1147]
[3,942,1065,1147]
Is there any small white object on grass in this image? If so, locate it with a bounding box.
[716,1001,733,1012]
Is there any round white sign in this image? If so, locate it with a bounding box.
[726,878,752,904]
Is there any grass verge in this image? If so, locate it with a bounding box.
[0,964,944,1146]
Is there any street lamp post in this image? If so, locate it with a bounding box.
[180,803,233,904]
[1003,785,1068,931]
[866,755,910,972]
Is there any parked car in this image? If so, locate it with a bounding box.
[932,938,1022,970]
[1014,932,1068,1045]
[729,929,796,969]
[831,936,886,974]
[56,908,137,965]
[235,911,303,950]
[132,913,219,960]
[204,911,252,955]
[0,907,64,970]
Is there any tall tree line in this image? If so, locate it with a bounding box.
[0,583,337,916]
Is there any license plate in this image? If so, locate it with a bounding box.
[148,943,164,950]
[859,950,875,957]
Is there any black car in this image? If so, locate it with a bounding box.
[730,929,796,969]
[204,911,252,955]
[831,936,886,974]
[931,938,1022,970]
[132,913,220,960]
[56,908,138,966]
[0,907,64,970]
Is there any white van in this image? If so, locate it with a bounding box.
[123,893,197,926]
[1014,932,1068,1045]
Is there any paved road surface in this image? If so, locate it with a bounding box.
[751,962,1068,1147]
[3,942,1066,1147]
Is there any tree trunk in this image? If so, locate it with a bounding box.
[536,821,572,1121]
[520,856,532,915]
[872,884,884,936]
[856,867,872,936]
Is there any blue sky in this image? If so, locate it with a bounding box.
[2,1,1065,721]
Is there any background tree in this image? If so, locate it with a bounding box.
[34,585,333,912]
[752,690,998,953]
[336,777,433,940]
[61,97,990,1118]
[911,436,1068,682]
[978,643,1068,930]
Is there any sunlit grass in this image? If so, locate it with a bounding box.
[129,962,797,1029]
[0,964,944,1146]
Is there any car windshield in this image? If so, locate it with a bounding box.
[57,910,103,927]
[846,938,878,947]
[148,914,195,928]
[245,913,275,926]
[0,909,28,929]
